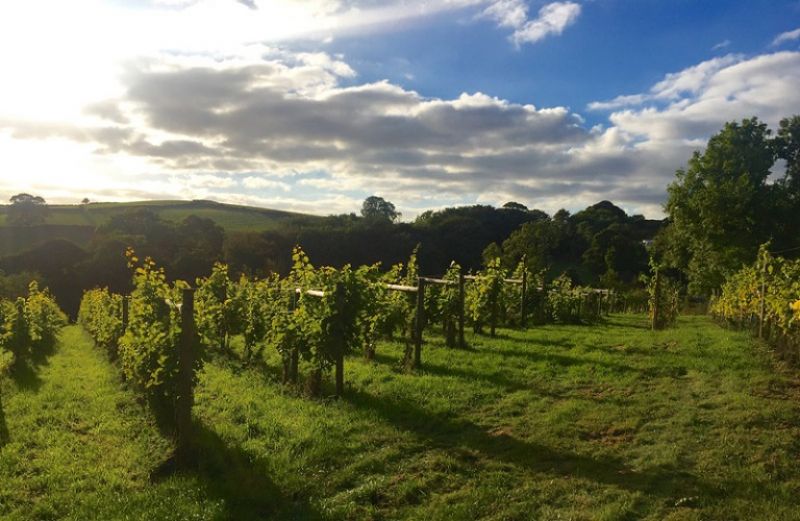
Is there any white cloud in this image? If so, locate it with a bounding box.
[482,1,581,47]
[772,27,800,46]
[1,1,798,219]
[712,39,731,51]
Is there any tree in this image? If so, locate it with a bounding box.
[360,196,400,222]
[776,115,800,198]
[502,201,528,212]
[664,117,782,295]
[7,193,49,226]
[81,198,90,204]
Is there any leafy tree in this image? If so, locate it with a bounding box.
[7,193,49,226]
[776,115,800,197]
[664,117,788,295]
[361,196,400,222]
[502,201,528,212]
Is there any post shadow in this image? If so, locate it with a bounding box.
[151,417,323,521]
[343,387,720,503]
[0,397,8,446]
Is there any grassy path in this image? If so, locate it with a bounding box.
[0,326,221,520]
[1,315,799,520]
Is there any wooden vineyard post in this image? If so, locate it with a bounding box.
[520,268,528,328]
[176,288,198,468]
[652,269,662,331]
[121,296,129,332]
[414,278,425,368]
[458,271,466,349]
[334,282,345,398]
[290,289,299,384]
[490,278,498,337]
[597,292,603,318]
[758,260,767,339]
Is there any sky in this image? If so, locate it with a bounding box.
[0,0,799,219]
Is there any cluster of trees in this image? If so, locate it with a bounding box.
[1,197,661,317]
[659,116,800,295]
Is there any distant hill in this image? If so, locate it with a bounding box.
[0,199,322,256]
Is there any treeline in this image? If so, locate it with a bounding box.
[0,200,662,318]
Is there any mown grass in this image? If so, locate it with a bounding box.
[1,315,799,520]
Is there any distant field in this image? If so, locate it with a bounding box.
[1,315,798,520]
[0,200,319,231]
[0,200,322,256]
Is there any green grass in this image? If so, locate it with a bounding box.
[2,315,800,520]
[0,200,320,232]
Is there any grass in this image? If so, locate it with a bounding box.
[1,315,799,520]
[0,200,317,232]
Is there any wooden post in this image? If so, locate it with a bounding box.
[458,271,466,349]
[176,288,197,467]
[289,289,299,384]
[334,282,345,398]
[520,268,527,328]
[414,278,425,368]
[652,269,661,331]
[597,292,603,318]
[490,277,498,337]
[121,296,129,332]
[758,261,767,339]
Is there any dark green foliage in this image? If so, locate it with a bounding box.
[6,193,49,226]
[663,116,800,295]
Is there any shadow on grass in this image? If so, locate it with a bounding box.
[344,388,719,504]
[152,419,323,521]
[371,352,527,391]
[9,338,58,392]
[0,397,8,446]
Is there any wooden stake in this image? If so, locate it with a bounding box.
[458,271,465,349]
[176,288,197,467]
[652,269,661,331]
[414,278,425,368]
[520,268,527,328]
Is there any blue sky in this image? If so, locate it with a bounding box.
[0,0,799,218]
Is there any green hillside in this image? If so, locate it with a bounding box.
[0,199,320,231]
[0,200,322,257]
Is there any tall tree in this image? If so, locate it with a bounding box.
[360,196,400,222]
[664,117,779,294]
[6,193,49,226]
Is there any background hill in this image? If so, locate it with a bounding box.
[0,200,322,256]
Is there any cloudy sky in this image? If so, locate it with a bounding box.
[1,0,799,218]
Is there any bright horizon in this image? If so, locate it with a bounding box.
[1,0,799,219]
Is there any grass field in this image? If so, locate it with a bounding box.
[1,315,799,520]
[0,200,320,231]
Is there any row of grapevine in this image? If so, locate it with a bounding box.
[1,282,67,394]
[79,250,201,464]
[643,263,681,330]
[80,246,621,407]
[710,244,800,360]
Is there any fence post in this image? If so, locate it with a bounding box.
[458,271,466,349]
[290,289,299,384]
[176,287,197,468]
[334,282,345,398]
[652,269,662,331]
[414,278,425,368]
[597,292,603,318]
[758,260,767,339]
[121,296,129,332]
[520,269,527,328]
